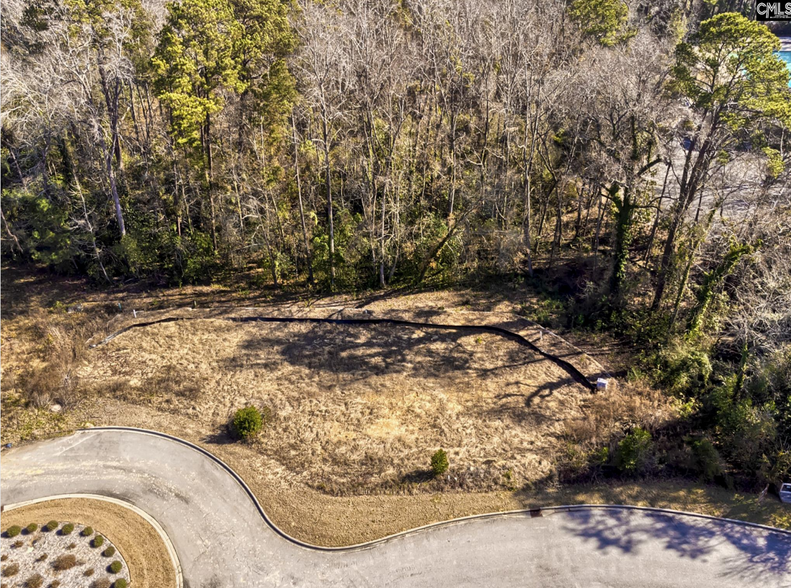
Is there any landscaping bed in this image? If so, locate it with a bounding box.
[0,520,129,588]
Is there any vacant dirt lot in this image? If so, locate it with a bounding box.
[81,316,590,494]
[4,267,787,546]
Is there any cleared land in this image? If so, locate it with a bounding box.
[2,267,790,546]
[0,498,175,587]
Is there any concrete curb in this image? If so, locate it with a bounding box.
[80,427,791,553]
[3,492,184,588]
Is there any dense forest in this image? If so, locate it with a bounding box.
[2,0,791,491]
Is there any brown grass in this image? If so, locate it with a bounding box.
[80,318,595,494]
[51,554,77,571]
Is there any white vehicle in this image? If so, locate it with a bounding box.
[780,483,791,504]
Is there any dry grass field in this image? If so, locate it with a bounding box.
[2,266,789,546]
[83,317,591,494]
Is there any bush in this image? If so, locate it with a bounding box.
[102,546,115,557]
[25,523,38,534]
[52,554,78,571]
[108,561,122,574]
[113,580,127,588]
[25,575,43,588]
[60,523,74,535]
[44,521,58,532]
[690,437,721,481]
[4,526,21,538]
[431,449,449,476]
[81,526,93,537]
[231,406,263,440]
[614,428,654,475]
[2,563,19,577]
[92,535,105,548]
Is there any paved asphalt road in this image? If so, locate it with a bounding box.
[2,429,789,588]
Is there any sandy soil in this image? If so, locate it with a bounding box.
[0,498,175,587]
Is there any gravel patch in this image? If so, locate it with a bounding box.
[1,521,129,588]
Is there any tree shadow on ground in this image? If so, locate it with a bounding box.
[559,507,791,582]
[221,322,564,389]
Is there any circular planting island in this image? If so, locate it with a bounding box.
[1,520,129,588]
[0,498,178,588]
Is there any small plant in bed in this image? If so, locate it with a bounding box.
[81,526,94,537]
[108,561,122,574]
[43,521,58,533]
[24,523,38,534]
[59,524,74,536]
[232,406,264,440]
[93,579,111,588]
[52,554,78,571]
[2,562,19,577]
[24,574,43,588]
[431,449,449,476]
[4,526,21,538]
[102,546,115,557]
[113,579,127,588]
[92,535,105,548]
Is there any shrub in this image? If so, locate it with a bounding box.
[84,568,95,577]
[102,546,115,557]
[4,526,21,538]
[44,521,58,532]
[614,428,654,475]
[81,527,93,537]
[113,580,127,588]
[59,524,74,535]
[690,437,721,481]
[431,449,449,476]
[231,406,263,440]
[51,582,61,588]
[92,535,105,548]
[25,575,43,588]
[1,563,19,577]
[92,580,111,588]
[25,523,38,534]
[108,561,122,574]
[52,554,78,571]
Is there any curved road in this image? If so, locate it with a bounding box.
[1,429,789,588]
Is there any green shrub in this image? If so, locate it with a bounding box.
[81,526,93,537]
[113,580,127,588]
[614,428,654,475]
[4,526,21,538]
[431,449,449,476]
[690,437,721,481]
[102,546,115,557]
[231,406,263,440]
[92,535,105,548]
[25,523,37,534]
[60,523,74,535]
[108,561,122,574]
[44,521,58,532]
